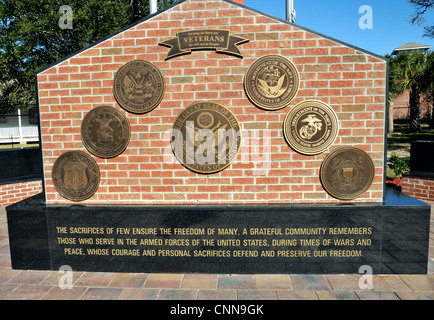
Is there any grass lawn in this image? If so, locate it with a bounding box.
[0,143,39,149]
[388,119,434,142]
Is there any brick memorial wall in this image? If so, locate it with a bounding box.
[10,0,432,275]
[36,0,387,205]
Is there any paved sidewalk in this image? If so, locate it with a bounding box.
[0,203,432,300]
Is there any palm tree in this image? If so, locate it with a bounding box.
[387,54,405,133]
[422,51,434,129]
[393,51,428,133]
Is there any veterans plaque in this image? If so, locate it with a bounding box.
[283,100,339,155]
[113,60,165,114]
[244,54,300,110]
[320,147,375,200]
[159,29,249,60]
[52,151,100,202]
[171,101,241,174]
[81,106,130,159]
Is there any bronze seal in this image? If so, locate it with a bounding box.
[244,54,300,110]
[283,100,339,155]
[113,60,165,114]
[320,147,375,200]
[171,101,241,174]
[81,106,130,159]
[52,151,100,202]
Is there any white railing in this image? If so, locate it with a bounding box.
[0,109,39,144]
[0,126,39,143]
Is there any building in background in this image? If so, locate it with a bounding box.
[391,42,431,56]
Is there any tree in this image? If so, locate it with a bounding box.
[391,51,430,133]
[387,54,406,133]
[422,51,434,128]
[409,0,434,38]
[408,1,434,129]
[0,0,179,115]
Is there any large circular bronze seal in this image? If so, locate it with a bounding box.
[113,60,165,114]
[283,100,339,155]
[244,54,300,110]
[320,147,375,200]
[171,101,241,174]
[52,151,100,202]
[81,106,130,159]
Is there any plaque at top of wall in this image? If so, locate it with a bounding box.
[52,150,100,202]
[320,146,375,200]
[81,106,131,159]
[113,59,165,114]
[283,100,339,155]
[244,54,300,111]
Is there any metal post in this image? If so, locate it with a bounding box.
[286,0,296,23]
[18,108,23,144]
[150,0,158,14]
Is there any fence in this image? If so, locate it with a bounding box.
[0,110,39,144]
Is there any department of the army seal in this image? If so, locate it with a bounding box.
[283,100,339,155]
[244,54,300,110]
[113,60,165,114]
[171,101,241,174]
[52,151,100,202]
[320,147,375,200]
[81,106,130,159]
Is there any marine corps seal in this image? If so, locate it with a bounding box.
[283,100,339,155]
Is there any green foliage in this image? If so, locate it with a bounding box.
[387,54,405,103]
[388,50,434,132]
[0,0,179,114]
[389,154,410,177]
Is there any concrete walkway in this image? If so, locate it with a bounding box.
[0,203,432,300]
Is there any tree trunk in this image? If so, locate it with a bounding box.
[430,104,434,129]
[388,102,394,133]
[409,86,421,132]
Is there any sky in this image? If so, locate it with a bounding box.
[244,0,434,56]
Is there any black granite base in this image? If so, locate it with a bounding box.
[6,187,431,274]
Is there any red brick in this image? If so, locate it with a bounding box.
[330,80,354,87]
[330,64,353,71]
[305,48,329,55]
[257,193,279,200]
[343,72,367,79]
[39,82,59,89]
[58,66,79,73]
[293,40,317,47]
[269,24,292,31]
[69,57,91,65]
[48,74,69,81]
